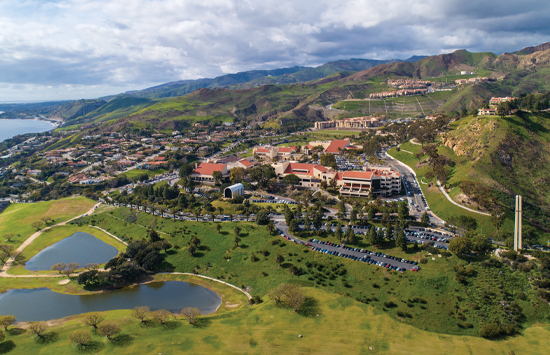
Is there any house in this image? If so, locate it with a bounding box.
[489,97,515,107]
[478,108,497,116]
[191,162,229,184]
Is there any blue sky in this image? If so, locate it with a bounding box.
[0,0,549,102]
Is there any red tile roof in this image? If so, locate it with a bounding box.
[325,139,350,153]
[193,163,226,176]
[342,171,374,179]
[283,163,326,176]
[278,147,294,153]
[256,148,270,153]
[239,159,253,167]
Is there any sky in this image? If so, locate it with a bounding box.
[0,0,549,102]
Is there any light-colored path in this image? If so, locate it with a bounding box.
[436,181,491,216]
[88,225,128,245]
[159,272,252,300]
[0,202,102,276]
[409,139,422,145]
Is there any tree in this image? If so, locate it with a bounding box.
[269,283,305,312]
[282,174,301,187]
[276,254,284,266]
[449,236,473,255]
[180,307,201,324]
[396,230,407,251]
[149,229,160,242]
[0,315,15,331]
[350,209,358,224]
[31,221,42,230]
[0,245,13,263]
[230,167,246,183]
[51,263,67,274]
[0,330,4,343]
[421,212,430,224]
[313,212,322,231]
[27,321,47,338]
[234,236,241,248]
[3,234,14,242]
[63,262,80,278]
[335,224,343,243]
[132,306,150,323]
[97,321,121,340]
[84,312,105,329]
[188,245,196,256]
[212,171,223,185]
[255,209,270,225]
[151,309,171,325]
[368,208,375,221]
[491,209,506,233]
[234,226,241,237]
[346,226,356,245]
[179,163,194,178]
[85,263,99,270]
[266,221,275,235]
[216,224,222,234]
[69,329,93,348]
[398,202,409,221]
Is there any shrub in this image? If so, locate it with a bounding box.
[383,301,397,308]
[419,258,428,264]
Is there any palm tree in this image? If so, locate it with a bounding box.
[217,207,224,221]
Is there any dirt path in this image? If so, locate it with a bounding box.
[0,202,102,276]
[436,180,491,216]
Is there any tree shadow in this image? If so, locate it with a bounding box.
[77,340,105,353]
[0,341,15,354]
[110,334,134,347]
[6,328,24,336]
[35,332,60,344]
[239,244,249,249]
[161,321,182,331]
[192,318,211,328]
[220,231,229,236]
[198,245,210,251]
[297,297,320,317]
[138,320,157,329]
[165,250,177,255]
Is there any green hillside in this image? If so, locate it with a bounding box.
[438,112,550,240]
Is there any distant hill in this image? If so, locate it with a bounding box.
[513,41,550,55]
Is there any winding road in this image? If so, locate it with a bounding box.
[436,180,491,216]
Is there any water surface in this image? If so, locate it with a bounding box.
[25,232,119,271]
[0,281,221,321]
[0,119,55,143]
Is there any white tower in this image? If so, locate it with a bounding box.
[514,195,522,251]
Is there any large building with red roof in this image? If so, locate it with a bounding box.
[335,168,401,197]
[272,162,329,188]
[191,162,229,184]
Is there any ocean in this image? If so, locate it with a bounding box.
[0,119,56,143]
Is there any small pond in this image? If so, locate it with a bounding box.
[0,281,222,321]
[25,232,119,271]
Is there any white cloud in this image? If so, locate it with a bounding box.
[0,0,548,101]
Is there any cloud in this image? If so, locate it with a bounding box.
[0,0,548,100]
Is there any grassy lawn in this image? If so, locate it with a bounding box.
[119,168,167,180]
[0,197,97,249]
[388,147,495,234]
[8,224,127,276]
[2,285,549,354]
[74,207,549,337]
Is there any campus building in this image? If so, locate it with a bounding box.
[314,116,382,130]
[190,162,229,184]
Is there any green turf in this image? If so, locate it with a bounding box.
[2,286,549,355]
[0,197,97,249]
[72,207,549,337]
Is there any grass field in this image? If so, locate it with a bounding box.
[7,224,127,276]
[73,207,549,337]
[119,168,167,180]
[0,197,97,249]
[387,146,495,234]
[1,285,549,355]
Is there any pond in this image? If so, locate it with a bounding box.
[25,232,119,271]
[0,281,222,321]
